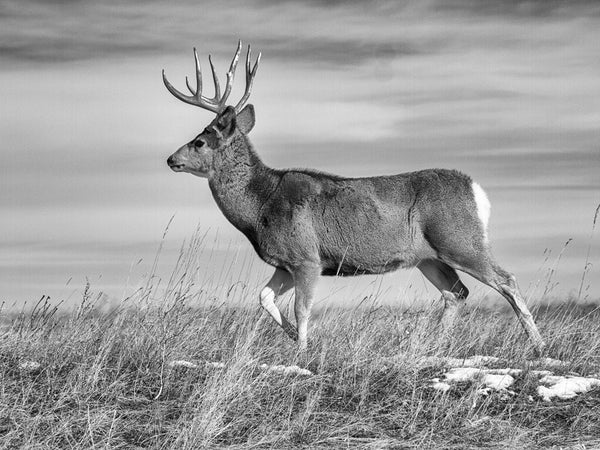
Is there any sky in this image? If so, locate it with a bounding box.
[1,0,599,309]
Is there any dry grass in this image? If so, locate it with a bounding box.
[1,232,599,449]
[1,290,599,449]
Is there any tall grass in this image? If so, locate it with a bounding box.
[1,230,599,449]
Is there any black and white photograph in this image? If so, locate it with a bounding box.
[1,1,599,448]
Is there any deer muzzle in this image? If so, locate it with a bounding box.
[167,154,186,172]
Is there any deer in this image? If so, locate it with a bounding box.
[162,41,546,355]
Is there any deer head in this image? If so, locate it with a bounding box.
[163,41,260,178]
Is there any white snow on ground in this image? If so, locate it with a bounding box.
[168,360,313,376]
[481,373,515,390]
[168,357,600,400]
[430,378,451,392]
[205,361,227,370]
[537,375,600,401]
[428,356,600,402]
[258,364,313,376]
[431,367,515,391]
[18,361,42,373]
[169,360,200,369]
[444,367,482,382]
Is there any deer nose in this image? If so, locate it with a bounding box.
[167,155,185,171]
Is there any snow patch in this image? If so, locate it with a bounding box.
[481,373,515,390]
[426,355,598,402]
[206,361,227,370]
[259,364,313,377]
[432,367,515,391]
[169,360,200,369]
[19,361,42,373]
[445,367,482,382]
[431,378,451,392]
[537,375,600,401]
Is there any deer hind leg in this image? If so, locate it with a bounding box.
[417,259,469,330]
[260,268,298,341]
[440,251,546,354]
[291,265,320,352]
[488,265,546,354]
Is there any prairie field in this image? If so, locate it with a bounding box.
[1,243,599,450]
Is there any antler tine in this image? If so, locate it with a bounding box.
[163,70,218,112]
[162,48,220,113]
[246,45,252,83]
[183,48,202,96]
[219,40,242,109]
[185,76,196,95]
[193,48,203,98]
[207,54,221,103]
[234,45,261,113]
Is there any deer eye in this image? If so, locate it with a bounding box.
[193,139,205,148]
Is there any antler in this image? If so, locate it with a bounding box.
[162,40,261,114]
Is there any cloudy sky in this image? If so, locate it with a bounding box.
[1,0,599,308]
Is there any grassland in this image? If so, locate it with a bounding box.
[1,278,599,449]
[1,224,599,449]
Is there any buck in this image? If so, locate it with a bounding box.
[163,42,546,354]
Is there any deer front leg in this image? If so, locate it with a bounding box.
[260,268,298,341]
[292,265,320,352]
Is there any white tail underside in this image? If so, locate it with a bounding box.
[472,182,491,239]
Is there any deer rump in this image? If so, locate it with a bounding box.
[254,167,486,277]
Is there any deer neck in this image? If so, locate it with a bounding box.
[208,134,277,236]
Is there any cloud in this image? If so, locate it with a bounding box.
[431,0,600,17]
[3,0,596,67]
[1,0,599,304]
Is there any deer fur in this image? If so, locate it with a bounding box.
[166,105,546,354]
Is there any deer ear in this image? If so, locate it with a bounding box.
[236,104,255,134]
[216,106,237,138]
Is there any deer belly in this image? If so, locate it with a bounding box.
[321,260,407,276]
[319,246,418,276]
